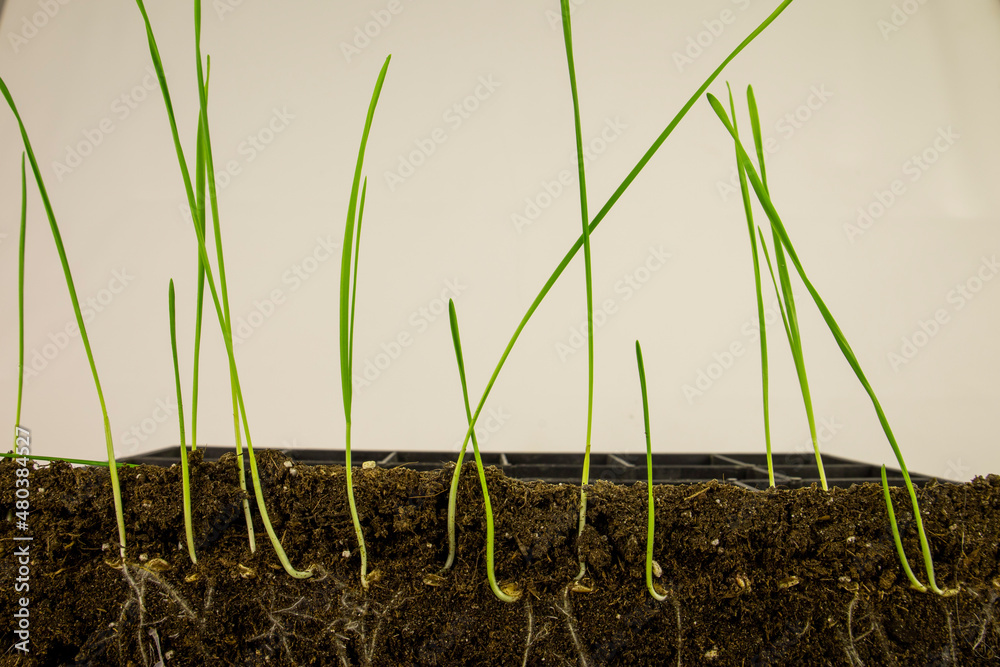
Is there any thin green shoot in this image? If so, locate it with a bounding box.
[14,153,26,444]
[340,55,392,589]
[726,85,774,487]
[190,58,210,453]
[0,77,127,559]
[0,452,139,467]
[880,465,926,592]
[452,0,799,480]
[169,280,197,564]
[169,281,195,562]
[707,91,947,594]
[744,85,825,490]
[446,300,520,602]
[559,0,596,582]
[635,341,666,601]
[192,1,255,552]
[135,0,309,577]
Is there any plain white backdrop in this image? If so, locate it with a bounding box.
[1,0,998,481]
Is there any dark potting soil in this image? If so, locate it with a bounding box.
[2,450,999,666]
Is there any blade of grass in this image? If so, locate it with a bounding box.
[745,85,825,490]
[559,0,596,583]
[0,77,127,559]
[135,0,309,577]
[706,91,948,594]
[635,341,666,601]
[190,60,210,453]
[14,153,26,443]
[446,300,520,602]
[340,55,392,589]
[192,2,256,553]
[169,279,197,564]
[727,85,774,487]
[454,0,799,472]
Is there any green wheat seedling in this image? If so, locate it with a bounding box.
[634,341,666,602]
[745,85,825,490]
[192,5,256,552]
[340,55,392,589]
[728,83,825,488]
[13,153,26,447]
[168,279,197,564]
[444,299,520,602]
[134,0,309,578]
[726,86,776,487]
[451,1,798,513]
[0,78,128,559]
[707,90,953,595]
[558,0,597,583]
[190,58,209,454]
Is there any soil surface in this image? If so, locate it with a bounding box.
[2,450,999,666]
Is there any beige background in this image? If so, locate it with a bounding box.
[1,0,998,481]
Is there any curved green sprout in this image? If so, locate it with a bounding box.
[169,280,197,564]
[880,465,925,592]
[881,466,956,595]
[444,300,520,602]
[340,56,392,589]
[635,341,666,601]
[0,77,127,560]
[134,0,309,578]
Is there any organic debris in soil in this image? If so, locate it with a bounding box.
[2,450,999,666]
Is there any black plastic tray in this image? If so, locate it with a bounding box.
[121,448,948,490]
